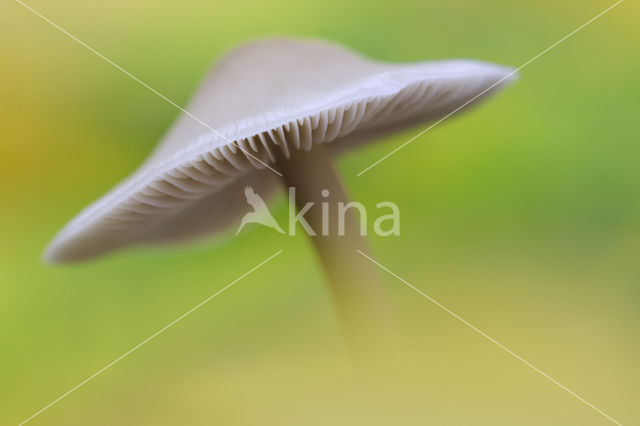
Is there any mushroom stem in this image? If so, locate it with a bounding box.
[275,143,393,357]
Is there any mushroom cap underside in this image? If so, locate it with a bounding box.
[45,38,516,262]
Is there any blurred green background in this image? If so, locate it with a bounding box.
[2,0,638,424]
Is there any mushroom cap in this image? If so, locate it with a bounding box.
[45,37,516,262]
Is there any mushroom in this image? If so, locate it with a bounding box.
[45,38,516,352]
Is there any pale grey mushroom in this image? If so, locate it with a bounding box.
[45,38,516,350]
